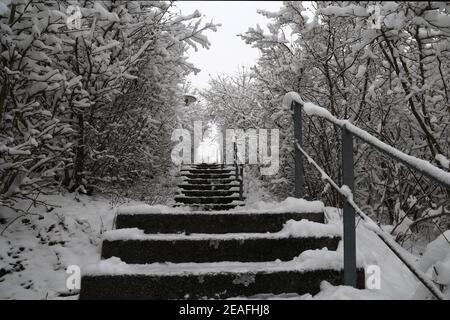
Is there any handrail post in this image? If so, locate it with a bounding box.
[342,125,357,287]
[233,141,238,178]
[292,101,304,198]
[233,141,244,200]
[239,164,244,200]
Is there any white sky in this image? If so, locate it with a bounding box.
[173,1,285,91]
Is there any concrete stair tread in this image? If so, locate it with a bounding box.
[177,184,240,189]
[181,166,235,171]
[175,195,241,199]
[115,211,325,233]
[80,269,365,299]
[180,172,234,175]
[180,176,238,179]
[104,221,341,240]
[175,196,242,202]
[174,203,245,209]
[80,251,366,299]
[180,169,235,174]
[101,223,341,263]
[178,190,239,196]
[174,197,244,205]
[86,248,362,276]
[182,179,238,184]
[117,210,322,215]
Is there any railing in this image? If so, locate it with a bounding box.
[233,141,244,201]
[290,95,450,300]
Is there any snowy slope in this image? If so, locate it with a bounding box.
[0,193,135,299]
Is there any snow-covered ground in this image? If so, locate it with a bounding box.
[0,193,138,299]
[1,193,448,299]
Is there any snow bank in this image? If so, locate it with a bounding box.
[355,220,420,299]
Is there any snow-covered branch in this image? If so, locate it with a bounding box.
[284,92,450,189]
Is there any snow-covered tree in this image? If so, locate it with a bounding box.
[204,1,450,236]
[0,0,218,208]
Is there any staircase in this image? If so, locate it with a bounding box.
[79,163,365,299]
[175,163,245,211]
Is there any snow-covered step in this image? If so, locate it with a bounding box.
[115,211,325,234]
[177,184,238,190]
[180,173,235,179]
[180,169,234,174]
[180,165,235,171]
[183,178,237,185]
[174,203,245,211]
[101,223,341,264]
[179,189,238,197]
[79,253,365,299]
[174,195,243,204]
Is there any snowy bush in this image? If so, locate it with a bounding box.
[0,1,218,209]
[201,1,450,237]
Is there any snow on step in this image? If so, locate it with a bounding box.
[104,219,341,241]
[180,169,235,174]
[116,197,324,215]
[175,203,245,211]
[79,193,356,299]
[85,248,363,276]
[174,195,243,205]
[178,190,239,197]
[181,173,235,179]
[184,178,237,185]
[79,268,365,299]
[101,236,340,264]
[100,221,342,264]
[175,192,241,198]
[177,184,240,191]
[115,211,325,234]
[80,249,365,299]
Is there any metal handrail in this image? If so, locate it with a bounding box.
[291,98,449,300]
[233,141,244,200]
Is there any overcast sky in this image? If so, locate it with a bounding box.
[173,1,284,91]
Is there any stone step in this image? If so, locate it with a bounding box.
[174,196,242,204]
[101,233,340,264]
[182,164,226,169]
[180,169,235,175]
[174,203,244,211]
[183,178,237,185]
[79,259,365,299]
[177,184,238,191]
[180,173,235,179]
[179,190,238,197]
[115,211,325,234]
